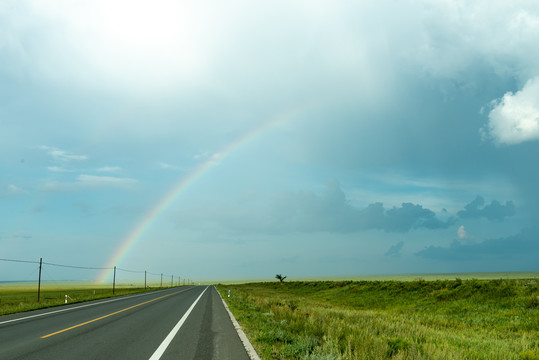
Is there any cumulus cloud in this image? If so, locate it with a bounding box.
[482,76,539,145]
[457,196,516,221]
[457,225,467,239]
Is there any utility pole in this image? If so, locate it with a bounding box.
[37,258,42,302]
[171,275,173,288]
[113,266,116,295]
[144,271,147,289]
[160,273,163,288]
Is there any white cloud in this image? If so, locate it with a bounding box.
[193,152,223,165]
[96,166,121,172]
[50,150,86,161]
[193,152,209,160]
[483,76,539,145]
[208,153,223,165]
[403,2,539,83]
[38,145,88,162]
[77,175,136,188]
[7,184,27,195]
[42,175,137,192]
[457,225,467,239]
[159,162,180,170]
[47,166,71,172]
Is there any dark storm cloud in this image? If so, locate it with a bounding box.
[385,242,404,258]
[457,196,516,221]
[265,180,456,233]
[180,180,455,234]
[415,228,538,261]
[356,202,455,233]
[386,203,453,232]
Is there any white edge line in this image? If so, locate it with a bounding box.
[0,287,185,326]
[215,286,261,360]
[149,286,209,360]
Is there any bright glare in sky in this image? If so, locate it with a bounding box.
[32,0,207,91]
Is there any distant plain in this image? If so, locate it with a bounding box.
[204,271,539,284]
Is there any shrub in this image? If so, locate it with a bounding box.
[525,295,539,309]
[520,350,539,360]
[387,337,411,357]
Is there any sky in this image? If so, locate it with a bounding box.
[1,0,539,283]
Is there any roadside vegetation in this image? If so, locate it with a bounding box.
[0,284,173,315]
[217,279,539,359]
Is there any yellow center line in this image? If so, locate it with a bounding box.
[41,288,192,339]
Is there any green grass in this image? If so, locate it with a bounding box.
[0,282,178,315]
[203,271,539,284]
[217,278,539,359]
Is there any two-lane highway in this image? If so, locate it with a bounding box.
[0,286,252,360]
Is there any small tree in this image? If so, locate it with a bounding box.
[275,274,287,283]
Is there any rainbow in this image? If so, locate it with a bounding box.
[97,107,303,282]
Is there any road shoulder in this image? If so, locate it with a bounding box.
[214,286,261,360]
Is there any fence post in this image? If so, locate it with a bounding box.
[37,258,42,302]
[113,266,116,295]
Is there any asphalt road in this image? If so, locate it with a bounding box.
[0,286,251,360]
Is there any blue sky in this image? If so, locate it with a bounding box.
[1,0,539,282]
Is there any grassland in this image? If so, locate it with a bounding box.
[0,282,173,315]
[217,278,539,359]
[203,271,539,285]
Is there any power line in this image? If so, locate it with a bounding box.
[42,261,112,270]
[117,267,145,274]
[0,258,40,264]
[1,258,190,286]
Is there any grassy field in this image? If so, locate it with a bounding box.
[0,282,174,315]
[203,271,539,284]
[217,278,539,359]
